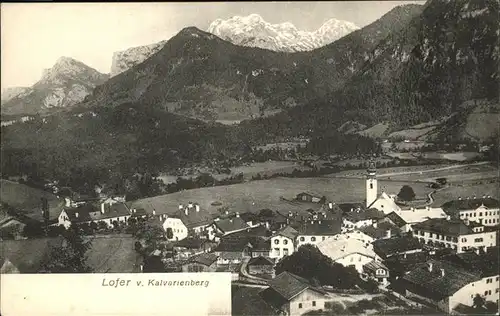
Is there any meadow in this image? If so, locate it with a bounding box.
[129,177,431,217]
[0,179,64,221]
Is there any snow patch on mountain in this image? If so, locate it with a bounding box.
[207,13,360,52]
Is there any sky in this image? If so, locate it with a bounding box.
[1,1,425,89]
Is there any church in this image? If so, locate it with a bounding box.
[365,161,401,215]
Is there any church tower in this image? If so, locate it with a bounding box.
[366,160,377,207]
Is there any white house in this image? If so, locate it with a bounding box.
[413,218,497,253]
[295,219,343,248]
[58,202,131,229]
[162,203,213,241]
[317,235,380,274]
[342,208,385,231]
[270,226,298,260]
[442,196,500,226]
[340,230,375,245]
[386,206,447,232]
[403,259,499,313]
[206,213,250,241]
[369,192,402,215]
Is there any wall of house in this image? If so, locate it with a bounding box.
[371,198,399,215]
[344,219,373,230]
[296,235,333,248]
[163,218,188,241]
[414,229,497,253]
[249,264,274,277]
[341,231,374,244]
[58,211,71,228]
[181,262,217,273]
[270,235,295,259]
[334,253,374,274]
[448,275,500,311]
[288,289,326,316]
[459,206,500,226]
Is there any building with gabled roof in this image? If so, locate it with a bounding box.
[413,218,497,254]
[181,252,219,273]
[58,202,131,229]
[162,202,213,241]
[360,219,401,240]
[270,226,299,260]
[259,272,328,316]
[401,259,496,313]
[363,260,390,285]
[343,208,385,230]
[372,236,423,259]
[442,196,499,226]
[317,234,380,274]
[368,192,402,215]
[386,206,448,232]
[207,214,250,241]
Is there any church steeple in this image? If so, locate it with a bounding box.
[366,160,377,207]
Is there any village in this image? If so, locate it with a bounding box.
[1,160,498,316]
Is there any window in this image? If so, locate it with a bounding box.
[475,238,483,243]
[462,247,468,251]
[312,301,316,307]
[298,303,303,309]
[359,257,362,262]
[452,237,458,242]
[485,290,491,296]
[311,237,316,242]
[461,238,467,242]
[479,212,483,216]
[322,237,326,241]
[487,278,492,284]
[274,248,280,256]
[496,288,499,293]
[370,183,373,189]
[283,239,288,245]
[300,237,305,242]
[496,277,499,281]
[274,239,279,245]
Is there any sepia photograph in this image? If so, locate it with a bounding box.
[1,1,499,315]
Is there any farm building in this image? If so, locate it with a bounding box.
[295,192,325,203]
[181,253,218,273]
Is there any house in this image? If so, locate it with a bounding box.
[401,259,497,313]
[442,196,499,226]
[260,210,288,231]
[97,202,131,226]
[57,204,97,228]
[339,230,375,245]
[363,260,390,285]
[360,220,401,241]
[368,192,402,215]
[173,237,216,259]
[129,208,148,219]
[412,218,497,253]
[386,207,448,232]
[248,256,275,278]
[294,219,342,248]
[248,236,271,258]
[162,202,212,241]
[372,236,423,259]
[207,214,250,241]
[342,208,385,231]
[181,253,219,272]
[270,226,299,260]
[260,272,328,316]
[317,235,380,274]
[213,236,254,264]
[239,212,261,227]
[296,191,325,203]
[58,202,131,228]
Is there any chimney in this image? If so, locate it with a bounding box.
[214,217,220,222]
[195,204,200,212]
[101,203,105,214]
[473,195,476,199]
[185,207,189,216]
[440,268,445,277]
[446,215,451,220]
[328,202,333,209]
[178,204,184,210]
[373,222,378,229]
[153,210,156,216]
[75,212,79,218]
[403,253,407,259]
[236,212,240,218]
[428,262,433,272]
[458,197,462,200]
[188,202,193,208]
[225,210,229,215]
[133,209,136,214]
[411,207,415,212]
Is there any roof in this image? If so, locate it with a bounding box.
[272,226,299,240]
[232,286,277,316]
[225,225,271,238]
[441,197,499,215]
[296,191,324,199]
[344,208,385,222]
[130,208,148,217]
[368,192,401,212]
[385,212,407,227]
[174,237,207,249]
[440,247,500,277]
[294,220,342,236]
[99,203,130,220]
[239,212,259,223]
[215,235,269,252]
[0,237,64,273]
[317,235,377,261]
[372,236,423,258]
[267,272,326,301]
[186,253,218,266]
[248,256,275,267]
[402,259,481,300]
[391,208,447,224]
[360,220,401,239]
[338,203,365,213]
[173,206,212,229]
[64,205,96,223]
[213,217,249,234]
[413,218,473,236]
[363,260,388,273]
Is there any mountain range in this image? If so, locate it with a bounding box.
[1,57,109,117]
[1,0,498,191]
[207,13,359,52]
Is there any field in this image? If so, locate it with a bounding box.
[0,179,64,221]
[357,123,389,138]
[85,235,141,273]
[419,152,482,161]
[159,161,308,184]
[129,177,431,217]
